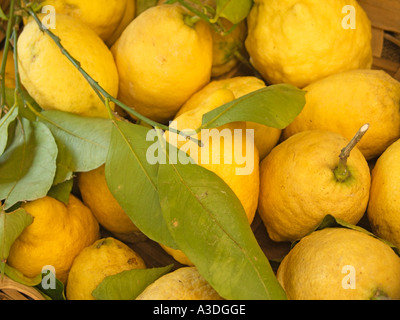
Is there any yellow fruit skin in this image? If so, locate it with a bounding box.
[18,14,119,118]
[105,0,136,47]
[368,139,400,249]
[78,165,142,240]
[39,0,132,43]
[245,0,372,88]
[66,237,146,300]
[277,228,400,300]
[283,70,400,160]
[1,49,15,88]
[136,267,223,300]
[177,76,282,160]
[7,195,100,284]
[112,4,212,123]
[258,130,370,242]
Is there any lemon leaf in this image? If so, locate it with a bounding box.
[0,207,33,275]
[0,118,58,210]
[215,0,253,24]
[157,143,287,300]
[105,121,177,249]
[201,84,306,130]
[39,110,112,185]
[0,104,18,157]
[92,265,173,300]
[136,0,158,17]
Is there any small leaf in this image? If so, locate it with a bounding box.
[0,104,18,156]
[92,265,173,300]
[39,110,112,184]
[47,179,73,204]
[157,144,287,300]
[0,207,33,275]
[215,0,253,24]
[105,121,176,248]
[201,84,306,130]
[3,263,42,287]
[0,118,58,209]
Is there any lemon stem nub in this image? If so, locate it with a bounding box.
[334,123,369,182]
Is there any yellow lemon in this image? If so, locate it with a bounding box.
[1,49,15,88]
[277,228,400,300]
[136,267,223,300]
[283,69,400,160]
[78,165,145,243]
[245,0,372,88]
[18,14,119,118]
[38,0,134,44]
[258,130,370,242]
[177,76,282,160]
[367,139,400,249]
[112,4,213,123]
[105,0,136,47]
[66,237,146,300]
[162,87,259,265]
[7,195,100,284]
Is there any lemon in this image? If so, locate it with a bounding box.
[283,69,400,160]
[78,165,145,243]
[38,0,134,44]
[136,267,223,300]
[367,139,400,249]
[177,76,282,160]
[163,87,259,265]
[245,0,372,88]
[258,130,370,242]
[66,237,146,300]
[18,14,119,118]
[7,195,100,284]
[111,4,213,123]
[277,228,400,300]
[105,0,136,47]
[1,49,15,88]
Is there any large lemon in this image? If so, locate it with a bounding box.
[258,130,370,242]
[245,0,372,88]
[112,4,213,123]
[277,228,400,300]
[18,14,119,118]
[283,69,400,160]
[7,195,100,284]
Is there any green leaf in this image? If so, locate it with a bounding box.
[0,207,33,275]
[0,104,18,156]
[214,0,253,24]
[3,263,42,287]
[92,265,173,300]
[35,269,66,300]
[39,110,112,185]
[46,179,73,204]
[0,118,58,210]
[157,144,287,300]
[105,121,176,248]
[201,84,306,130]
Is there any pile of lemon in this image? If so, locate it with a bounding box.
[4,0,400,300]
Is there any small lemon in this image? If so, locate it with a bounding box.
[38,0,134,44]
[112,4,213,123]
[283,69,400,160]
[18,14,119,118]
[277,228,400,300]
[66,237,146,300]
[136,267,223,300]
[258,130,370,242]
[7,195,100,284]
[177,76,282,160]
[78,165,145,243]
[367,139,400,249]
[245,0,372,88]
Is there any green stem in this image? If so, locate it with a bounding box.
[334,123,369,182]
[22,1,202,146]
[0,0,16,110]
